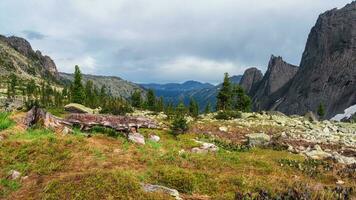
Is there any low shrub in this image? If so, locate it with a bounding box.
[171,116,188,136]
[214,110,241,120]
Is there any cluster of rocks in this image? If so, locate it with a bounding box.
[200,111,355,164]
[127,132,161,145]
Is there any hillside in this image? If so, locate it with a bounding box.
[60,72,145,99]
[0,109,355,199]
[0,35,59,82]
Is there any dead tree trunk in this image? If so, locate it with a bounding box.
[24,107,158,134]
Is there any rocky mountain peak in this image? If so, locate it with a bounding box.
[275,2,356,118]
[0,34,59,78]
[247,55,298,111]
[5,36,34,58]
[239,67,263,95]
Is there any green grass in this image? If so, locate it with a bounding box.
[8,128,55,141]
[0,112,14,131]
[0,115,354,199]
[0,178,21,198]
[46,107,67,118]
[41,171,171,200]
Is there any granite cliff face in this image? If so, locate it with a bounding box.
[252,55,298,111]
[0,35,59,79]
[275,2,356,118]
[239,67,263,95]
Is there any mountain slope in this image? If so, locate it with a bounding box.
[0,35,59,82]
[251,55,298,111]
[275,2,356,118]
[60,72,145,99]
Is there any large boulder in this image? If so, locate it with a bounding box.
[64,103,99,114]
[246,133,271,147]
[128,132,145,145]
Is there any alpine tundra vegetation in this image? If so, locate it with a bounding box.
[0,1,355,200]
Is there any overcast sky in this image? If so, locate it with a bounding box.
[0,0,352,84]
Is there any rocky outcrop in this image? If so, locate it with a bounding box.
[275,2,356,118]
[4,36,34,58]
[239,67,263,95]
[250,55,298,111]
[0,35,59,78]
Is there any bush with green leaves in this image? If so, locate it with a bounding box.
[171,116,188,136]
[171,102,189,136]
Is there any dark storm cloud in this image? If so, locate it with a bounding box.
[0,0,352,83]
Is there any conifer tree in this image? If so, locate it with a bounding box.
[171,102,188,135]
[146,89,156,111]
[216,73,232,111]
[233,85,252,112]
[84,80,94,107]
[317,103,325,119]
[131,90,142,108]
[156,96,164,112]
[26,79,37,101]
[7,73,17,98]
[189,98,199,117]
[72,65,85,104]
[205,102,211,114]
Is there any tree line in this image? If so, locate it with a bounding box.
[4,66,251,119]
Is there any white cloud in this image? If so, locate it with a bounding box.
[0,0,352,83]
[56,56,97,74]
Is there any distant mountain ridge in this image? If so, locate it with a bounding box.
[142,75,243,111]
[60,72,145,99]
[141,81,213,92]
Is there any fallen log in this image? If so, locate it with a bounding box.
[24,107,158,134]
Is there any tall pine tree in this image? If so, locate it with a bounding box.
[216,73,232,111]
[131,90,142,108]
[72,65,85,104]
[146,89,156,111]
[189,98,199,118]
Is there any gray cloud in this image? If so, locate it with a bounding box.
[0,0,352,83]
[22,30,46,40]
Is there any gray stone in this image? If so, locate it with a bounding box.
[128,132,145,145]
[246,133,271,147]
[142,183,182,200]
[191,140,219,153]
[149,135,160,142]
[219,126,228,132]
[7,170,21,180]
